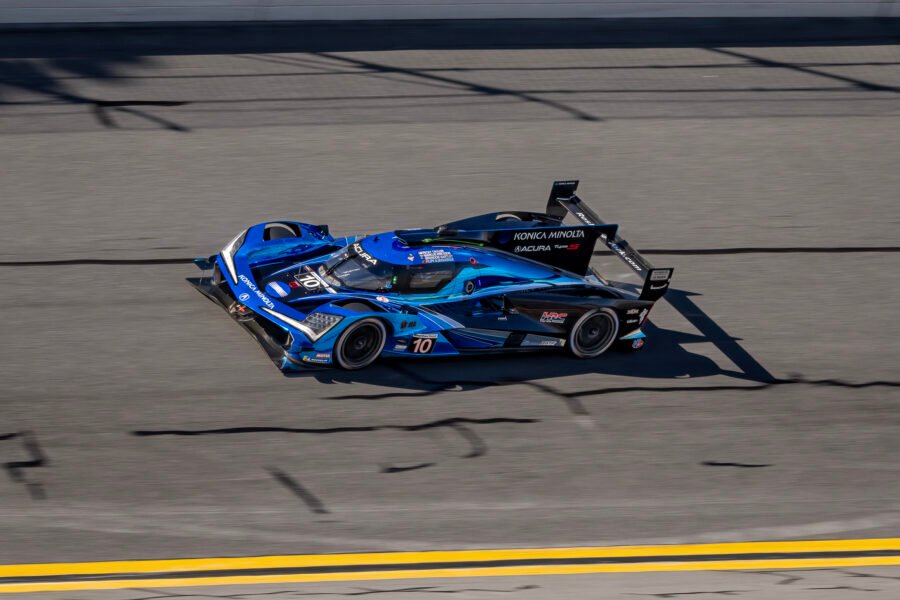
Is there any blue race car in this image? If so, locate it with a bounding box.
[192,181,673,371]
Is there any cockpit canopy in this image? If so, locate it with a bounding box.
[317,241,462,294]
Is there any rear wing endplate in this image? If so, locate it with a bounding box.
[548,180,674,301]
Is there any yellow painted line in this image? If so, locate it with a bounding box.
[3,556,900,594]
[2,538,900,578]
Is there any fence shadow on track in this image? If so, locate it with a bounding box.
[281,286,772,395]
[2,19,897,133]
[0,56,193,131]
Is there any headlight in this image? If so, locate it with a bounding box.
[301,312,343,339]
[220,229,247,284]
[261,307,342,342]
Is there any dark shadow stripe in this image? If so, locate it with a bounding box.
[328,376,900,403]
[702,461,771,468]
[6,550,900,584]
[566,377,900,399]
[2,19,899,58]
[132,417,538,437]
[9,60,896,82]
[2,246,899,268]
[380,462,435,473]
[0,258,194,266]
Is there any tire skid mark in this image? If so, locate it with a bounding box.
[267,467,330,516]
[0,431,48,500]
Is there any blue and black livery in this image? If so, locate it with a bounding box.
[192,181,674,371]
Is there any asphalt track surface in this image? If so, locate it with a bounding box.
[1,19,900,599]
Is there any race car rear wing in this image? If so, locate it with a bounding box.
[547,180,674,301]
[396,180,673,300]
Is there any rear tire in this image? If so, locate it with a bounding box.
[333,318,387,370]
[567,309,619,358]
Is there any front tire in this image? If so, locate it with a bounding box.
[567,309,619,358]
[333,318,387,370]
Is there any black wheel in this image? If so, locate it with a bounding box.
[567,309,619,358]
[333,318,386,370]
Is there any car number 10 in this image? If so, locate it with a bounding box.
[411,337,435,354]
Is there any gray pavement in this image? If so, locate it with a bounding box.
[1,26,899,598]
[8,569,900,600]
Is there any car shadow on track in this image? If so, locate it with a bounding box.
[285,287,773,394]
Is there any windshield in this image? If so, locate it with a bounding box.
[318,242,394,292]
[318,242,461,294]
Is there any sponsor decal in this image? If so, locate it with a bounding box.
[650,269,672,281]
[302,352,332,364]
[266,281,290,298]
[608,241,643,272]
[575,212,593,224]
[514,245,551,253]
[632,339,645,350]
[407,254,415,262]
[353,243,378,265]
[238,274,275,309]
[512,229,585,242]
[418,249,454,263]
[393,342,409,351]
[238,293,250,302]
[540,311,568,324]
[288,280,302,289]
[375,295,390,303]
[540,340,559,346]
[639,308,649,323]
[649,283,668,290]
[626,318,639,324]
[413,333,438,339]
[626,308,640,315]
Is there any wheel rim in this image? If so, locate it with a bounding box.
[338,321,384,369]
[571,310,618,357]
